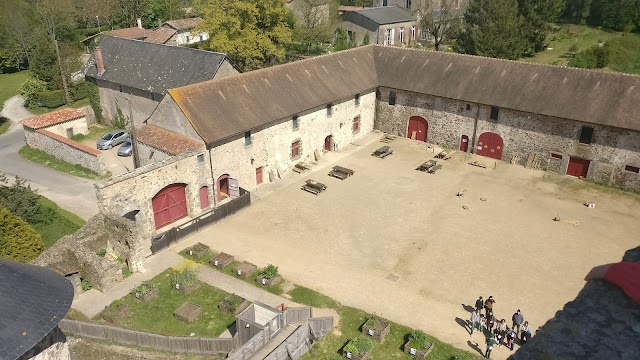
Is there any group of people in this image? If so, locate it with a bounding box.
[469,296,533,359]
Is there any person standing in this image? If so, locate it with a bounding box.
[487,312,496,333]
[470,309,480,335]
[479,313,486,333]
[485,334,498,358]
[512,309,524,334]
[484,296,495,317]
[475,296,484,312]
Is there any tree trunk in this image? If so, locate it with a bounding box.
[54,38,73,105]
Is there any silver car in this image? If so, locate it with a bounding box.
[117,139,133,157]
[97,130,128,150]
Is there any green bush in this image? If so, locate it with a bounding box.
[122,265,132,278]
[81,278,92,291]
[570,45,609,69]
[408,330,428,349]
[71,82,91,101]
[33,90,66,108]
[260,264,279,279]
[0,175,40,224]
[0,207,44,263]
[362,33,370,46]
[170,267,198,288]
[18,77,48,107]
[132,281,158,296]
[96,248,106,257]
[344,336,374,355]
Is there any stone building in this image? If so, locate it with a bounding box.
[341,6,418,45]
[20,108,88,139]
[84,36,240,127]
[376,0,468,12]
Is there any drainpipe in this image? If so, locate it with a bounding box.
[470,104,480,153]
[208,146,216,206]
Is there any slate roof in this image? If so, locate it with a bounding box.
[169,46,378,145]
[137,124,204,155]
[353,6,416,24]
[163,17,203,31]
[21,108,85,130]
[166,45,640,147]
[0,258,73,360]
[85,36,229,94]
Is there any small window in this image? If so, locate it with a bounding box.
[355,94,360,106]
[291,140,301,159]
[466,104,471,111]
[550,153,562,160]
[326,104,332,117]
[411,26,416,41]
[244,131,252,146]
[389,91,396,106]
[196,153,205,164]
[579,126,594,144]
[353,116,361,134]
[292,116,299,130]
[624,165,640,174]
[490,106,499,120]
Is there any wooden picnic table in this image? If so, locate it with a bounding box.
[372,146,393,158]
[333,166,354,175]
[301,179,327,195]
[329,165,355,180]
[417,160,438,172]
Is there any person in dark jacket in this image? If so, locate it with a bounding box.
[475,296,484,312]
[484,296,495,317]
[485,334,498,358]
[512,309,524,334]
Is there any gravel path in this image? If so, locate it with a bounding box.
[1,95,33,133]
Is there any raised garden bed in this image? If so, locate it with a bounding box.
[234,261,257,278]
[403,330,434,358]
[132,282,159,302]
[174,301,203,323]
[362,317,391,342]
[257,274,282,286]
[174,281,200,294]
[257,264,281,286]
[218,294,251,315]
[101,301,129,324]
[170,268,200,294]
[183,242,212,261]
[210,252,234,268]
[343,336,374,360]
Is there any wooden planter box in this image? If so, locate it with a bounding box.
[174,281,200,294]
[101,303,129,324]
[133,286,159,303]
[184,242,211,261]
[257,274,282,287]
[362,318,391,342]
[403,340,434,358]
[343,350,371,360]
[234,261,257,278]
[218,294,251,315]
[210,252,234,268]
[174,301,203,323]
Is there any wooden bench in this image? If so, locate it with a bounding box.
[301,179,327,195]
[372,146,393,158]
[417,160,437,172]
[329,166,355,180]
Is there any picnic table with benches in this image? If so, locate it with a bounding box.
[301,179,327,195]
[417,160,442,173]
[372,146,393,158]
[292,162,312,173]
[328,165,355,180]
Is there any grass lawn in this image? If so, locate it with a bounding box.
[29,97,91,115]
[0,71,30,108]
[72,124,116,143]
[96,269,236,338]
[293,286,481,360]
[0,117,9,135]
[19,145,110,180]
[32,195,85,248]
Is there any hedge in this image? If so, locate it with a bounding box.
[71,82,91,101]
[33,90,66,108]
[0,207,44,263]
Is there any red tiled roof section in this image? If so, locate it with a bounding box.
[163,17,203,31]
[145,28,176,44]
[36,129,101,156]
[21,108,85,130]
[106,27,155,40]
[136,124,204,156]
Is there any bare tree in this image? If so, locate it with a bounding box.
[418,0,464,51]
[293,0,333,50]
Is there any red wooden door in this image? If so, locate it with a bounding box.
[152,184,187,229]
[567,157,590,178]
[324,136,332,151]
[476,132,503,160]
[460,135,469,152]
[199,186,209,209]
[256,167,263,185]
[407,116,428,142]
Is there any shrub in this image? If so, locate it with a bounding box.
[122,266,132,278]
[33,90,66,108]
[81,278,92,291]
[84,79,103,122]
[132,281,158,296]
[570,45,610,69]
[96,248,106,257]
[0,175,40,224]
[170,267,198,288]
[260,264,279,279]
[362,33,370,46]
[408,330,428,349]
[18,77,48,107]
[71,82,91,101]
[344,336,374,355]
[0,207,44,262]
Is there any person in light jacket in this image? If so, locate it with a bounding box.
[470,309,481,335]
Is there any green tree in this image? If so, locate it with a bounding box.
[419,0,465,51]
[0,175,41,224]
[18,77,49,107]
[588,0,639,31]
[292,0,333,52]
[333,28,354,51]
[195,0,293,70]
[455,0,526,60]
[519,0,560,56]
[143,0,187,28]
[563,0,591,23]
[0,207,44,263]
[339,0,373,6]
[0,0,35,72]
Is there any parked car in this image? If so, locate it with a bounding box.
[117,139,133,157]
[97,130,128,150]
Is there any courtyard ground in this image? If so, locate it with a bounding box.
[178,133,639,359]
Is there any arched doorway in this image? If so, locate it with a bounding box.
[407,116,428,142]
[460,135,469,152]
[324,135,333,152]
[217,174,230,203]
[476,132,504,160]
[152,183,187,229]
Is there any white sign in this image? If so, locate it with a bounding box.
[237,270,242,276]
[189,250,193,255]
[346,352,352,359]
[477,146,483,150]
[214,260,219,266]
[410,348,417,355]
[261,278,267,285]
[368,329,375,336]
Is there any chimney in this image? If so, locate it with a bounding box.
[137,18,142,28]
[94,46,105,75]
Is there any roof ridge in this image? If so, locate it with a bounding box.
[101,35,229,57]
[372,44,640,78]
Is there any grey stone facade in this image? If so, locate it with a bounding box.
[96,79,161,128]
[24,129,106,175]
[136,142,173,167]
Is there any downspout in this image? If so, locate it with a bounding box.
[470,104,480,153]
[208,144,217,206]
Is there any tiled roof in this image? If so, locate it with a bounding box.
[338,5,366,12]
[162,17,203,31]
[21,108,85,130]
[136,124,204,155]
[106,27,155,40]
[144,28,176,44]
[0,258,73,360]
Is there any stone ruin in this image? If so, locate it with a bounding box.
[33,212,145,292]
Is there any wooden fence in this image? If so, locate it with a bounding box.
[308,317,334,338]
[285,307,312,324]
[59,319,234,355]
[226,327,270,360]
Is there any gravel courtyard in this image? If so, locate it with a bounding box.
[181,134,639,358]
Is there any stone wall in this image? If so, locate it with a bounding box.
[95,150,212,248]
[208,91,376,204]
[97,79,161,128]
[136,142,173,167]
[24,129,106,175]
[146,95,202,140]
[18,326,70,360]
[376,87,640,192]
[41,116,88,138]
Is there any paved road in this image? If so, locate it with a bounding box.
[0,96,98,219]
